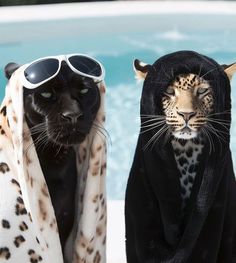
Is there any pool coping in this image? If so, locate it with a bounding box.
[1,1,236,23]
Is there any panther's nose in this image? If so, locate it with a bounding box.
[177,111,196,122]
[61,111,83,124]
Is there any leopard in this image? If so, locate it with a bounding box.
[125,50,236,263]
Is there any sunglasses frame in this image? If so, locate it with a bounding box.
[21,53,105,90]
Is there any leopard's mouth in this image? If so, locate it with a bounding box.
[172,126,198,140]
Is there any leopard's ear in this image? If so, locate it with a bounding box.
[4,62,21,80]
[222,63,236,81]
[133,59,152,80]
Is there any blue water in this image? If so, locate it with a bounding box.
[0,15,236,199]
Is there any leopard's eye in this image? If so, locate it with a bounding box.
[165,86,175,96]
[80,88,89,94]
[197,87,208,95]
[40,92,52,98]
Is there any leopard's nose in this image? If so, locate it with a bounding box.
[61,111,83,124]
[177,111,196,122]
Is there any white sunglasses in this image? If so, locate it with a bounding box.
[21,54,105,89]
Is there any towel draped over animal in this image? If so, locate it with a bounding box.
[0,65,107,263]
[125,51,236,263]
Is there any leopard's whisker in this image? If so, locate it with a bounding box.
[151,126,169,150]
[200,67,217,79]
[204,125,224,155]
[198,63,203,77]
[207,119,230,130]
[143,125,168,150]
[206,123,228,139]
[141,115,165,119]
[161,66,172,80]
[140,125,165,135]
[207,118,230,124]
[207,110,230,117]
[202,127,213,154]
[141,120,166,129]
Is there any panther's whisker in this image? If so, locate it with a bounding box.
[92,126,109,146]
[29,125,47,135]
[94,129,107,145]
[36,133,51,150]
[25,129,48,153]
[93,121,110,137]
[93,123,111,144]
[28,131,49,153]
[92,125,111,145]
[92,125,107,139]
[53,129,62,149]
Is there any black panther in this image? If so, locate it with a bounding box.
[5,61,101,255]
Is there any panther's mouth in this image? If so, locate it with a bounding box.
[58,132,86,145]
[48,127,88,146]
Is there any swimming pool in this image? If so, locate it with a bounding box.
[0,1,236,200]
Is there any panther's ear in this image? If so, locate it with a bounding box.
[4,62,21,80]
[222,63,236,81]
[133,59,152,80]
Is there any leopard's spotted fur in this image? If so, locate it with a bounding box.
[162,74,213,207]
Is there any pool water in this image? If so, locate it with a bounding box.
[0,14,236,199]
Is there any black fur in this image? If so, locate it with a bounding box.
[125,51,236,263]
[5,62,100,255]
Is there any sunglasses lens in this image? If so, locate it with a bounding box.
[24,58,59,84]
[68,55,102,77]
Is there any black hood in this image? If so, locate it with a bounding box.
[140,50,231,150]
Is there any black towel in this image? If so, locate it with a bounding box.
[125,51,236,263]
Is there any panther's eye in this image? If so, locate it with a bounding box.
[165,86,175,96]
[197,87,208,95]
[40,92,52,98]
[80,88,89,94]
